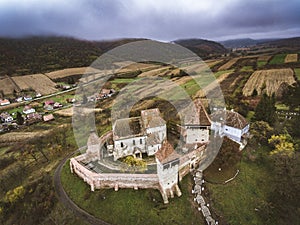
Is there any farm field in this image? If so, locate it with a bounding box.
[242,68,296,96]
[12,74,58,95]
[218,58,239,70]
[285,54,298,63]
[0,76,19,96]
[269,54,286,64]
[46,67,88,79]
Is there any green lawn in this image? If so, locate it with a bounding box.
[269,54,286,65]
[240,66,253,72]
[180,79,201,97]
[257,61,267,67]
[61,162,204,225]
[206,157,273,225]
[213,69,234,78]
[294,68,300,81]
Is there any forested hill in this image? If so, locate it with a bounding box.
[0,36,228,77]
[173,38,228,58]
[0,36,144,76]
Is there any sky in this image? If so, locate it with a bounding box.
[0,0,299,41]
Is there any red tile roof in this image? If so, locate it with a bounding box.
[155,140,180,164]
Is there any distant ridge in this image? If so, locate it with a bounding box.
[220,37,300,49]
[220,38,278,48]
[260,37,300,48]
[173,38,228,58]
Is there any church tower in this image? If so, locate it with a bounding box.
[182,99,211,144]
[155,140,182,204]
[86,130,101,161]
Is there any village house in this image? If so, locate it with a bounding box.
[23,95,32,101]
[53,102,63,109]
[43,114,55,122]
[211,109,249,148]
[23,105,36,114]
[66,98,76,104]
[15,97,23,102]
[0,112,13,123]
[0,99,11,106]
[25,113,42,125]
[44,100,55,110]
[99,88,115,99]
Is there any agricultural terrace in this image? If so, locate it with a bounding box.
[218,58,239,70]
[269,54,286,65]
[242,68,296,97]
[285,54,298,63]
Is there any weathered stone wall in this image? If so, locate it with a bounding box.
[179,145,207,180]
[70,158,159,192]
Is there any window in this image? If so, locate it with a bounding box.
[140,138,142,144]
[133,140,135,145]
[121,142,124,147]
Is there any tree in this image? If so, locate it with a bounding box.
[16,111,24,125]
[253,93,276,125]
[250,121,274,145]
[268,134,295,157]
[4,186,25,204]
[284,83,300,110]
[252,88,258,97]
[268,133,297,199]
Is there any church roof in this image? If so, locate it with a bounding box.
[87,131,100,145]
[155,140,180,164]
[113,117,143,140]
[211,110,248,129]
[141,108,166,129]
[147,132,161,145]
[182,99,211,126]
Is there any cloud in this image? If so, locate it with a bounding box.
[0,0,299,40]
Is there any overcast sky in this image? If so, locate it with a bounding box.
[0,0,299,41]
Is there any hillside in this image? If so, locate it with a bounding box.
[261,37,300,48]
[173,38,228,58]
[0,36,145,77]
[220,38,259,48]
[220,38,278,49]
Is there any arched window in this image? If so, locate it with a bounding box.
[121,142,124,147]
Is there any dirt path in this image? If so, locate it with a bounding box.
[53,149,111,225]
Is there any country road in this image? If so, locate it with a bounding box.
[53,149,111,225]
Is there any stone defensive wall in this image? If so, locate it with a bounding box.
[179,144,207,181]
[69,131,208,193]
[70,158,160,191]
